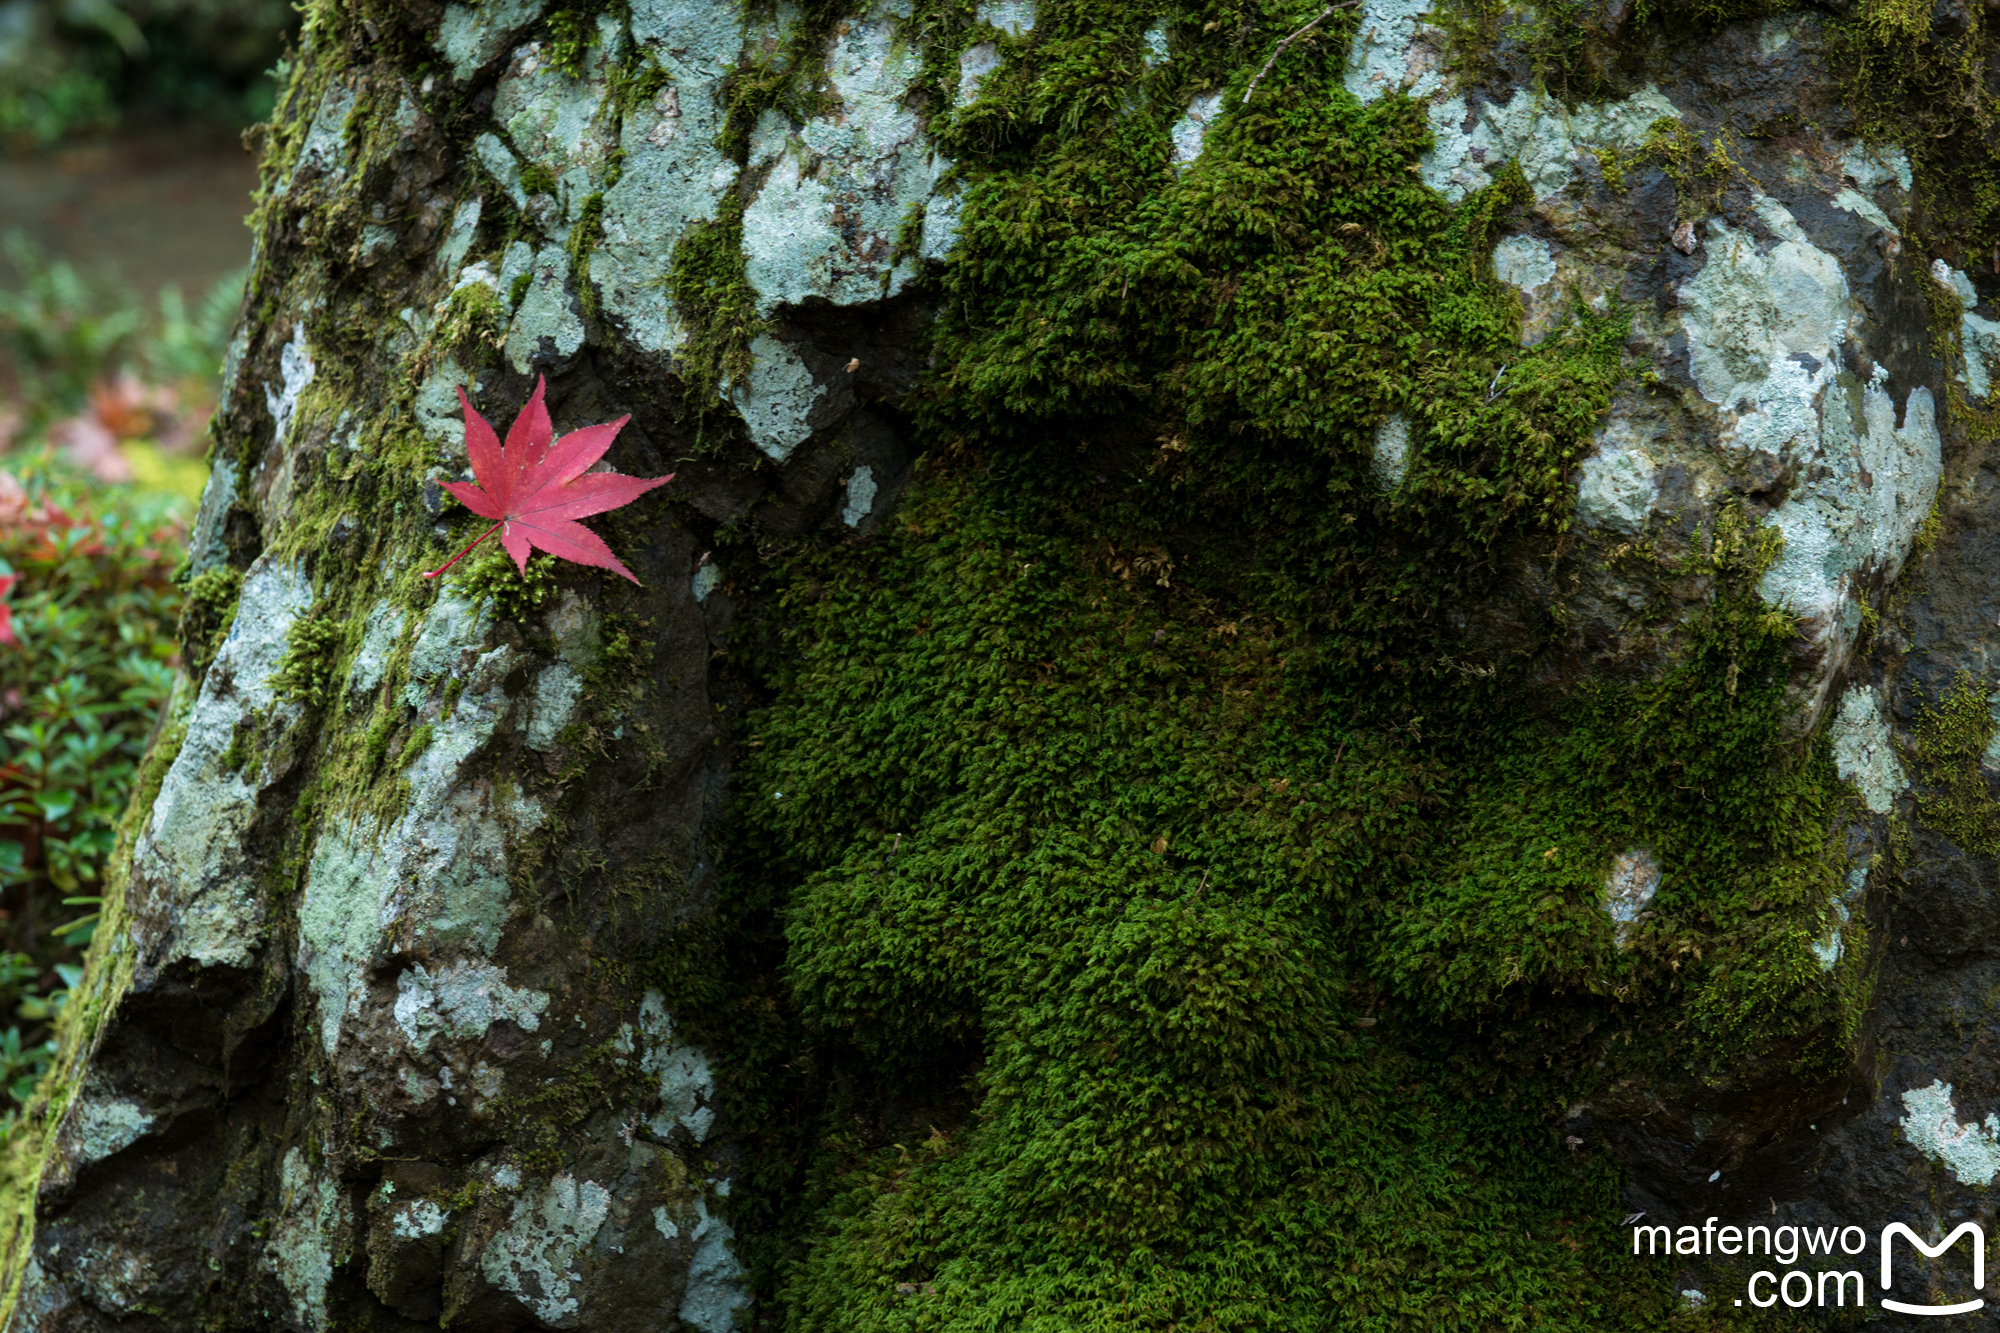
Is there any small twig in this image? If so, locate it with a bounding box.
[1484,364,1508,404]
[1242,1,1359,104]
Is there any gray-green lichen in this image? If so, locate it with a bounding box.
[274,78,358,196]
[127,556,314,973]
[300,590,548,1053]
[740,1,946,311]
[61,1097,153,1167]
[476,132,530,210]
[266,1148,348,1331]
[263,323,316,456]
[1934,261,2000,401]
[480,1172,612,1325]
[392,1197,450,1239]
[1492,235,1557,300]
[183,454,241,577]
[1575,419,1657,535]
[492,26,621,228]
[438,196,484,275]
[504,245,587,374]
[621,990,718,1142]
[729,334,825,461]
[1169,91,1223,168]
[1370,413,1410,490]
[1900,1081,2000,1188]
[1831,684,1906,816]
[677,1197,749,1333]
[840,466,878,527]
[592,0,743,355]
[393,961,549,1053]
[347,601,408,699]
[1346,6,1674,200]
[1602,846,1663,947]
[437,0,548,83]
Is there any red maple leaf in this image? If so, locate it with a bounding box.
[424,377,672,584]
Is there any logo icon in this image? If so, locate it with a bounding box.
[1882,1222,1986,1316]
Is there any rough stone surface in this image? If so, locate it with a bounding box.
[20,1,2000,1328]
[126,556,313,977]
[740,3,945,312]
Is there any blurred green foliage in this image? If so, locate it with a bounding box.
[0,465,183,1106]
[0,0,294,145]
[0,229,225,1112]
[0,229,244,429]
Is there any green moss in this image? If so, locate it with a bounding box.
[567,192,606,320]
[218,715,255,776]
[1833,0,2000,265]
[438,280,508,358]
[1910,671,2000,855]
[447,542,560,623]
[544,6,609,80]
[397,723,435,768]
[271,612,346,708]
[1632,115,1748,211]
[665,204,761,411]
[641,5,1866,1323]
[360,706,398,772]
[177,564,243,680]
[517,160,558,198]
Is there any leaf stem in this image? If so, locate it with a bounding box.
[422,522,503,580]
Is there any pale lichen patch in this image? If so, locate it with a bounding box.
[677,1196,750,1333]
[524,662,583,749]
[392,1199,450,1239]
[841,466,878,528]
[274,79,359,195]
[1492,236,1556,294]
[348,601,408,698]
[494,28,621,227]
[1934,261,2000,400]
[476,132,530,211]
[1370,413,1411,490]
[1344,0,1442,103]
[740,4,945,311]
[64,1097,154,1166]
[1602,847,1662,946]
[438,197,484,275]
[266,1148,348,1332]
[1901,1080,2000,1187]
[1575,419,1659,536]
[635,990,718,1143]
[393,960,549,1052]
[729,334,825,461]
[594,0,743,354]
[437,0,548,82]
[505,246,587,374]
[1421,85,1678,203]
[957,41,1001,104]
[481,1173,613,1324]
[975,0,1034,36]
[264,322,316,456]
[1831,685,1906,815]
[1169,92,1223,168]
[128,556,313,973]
